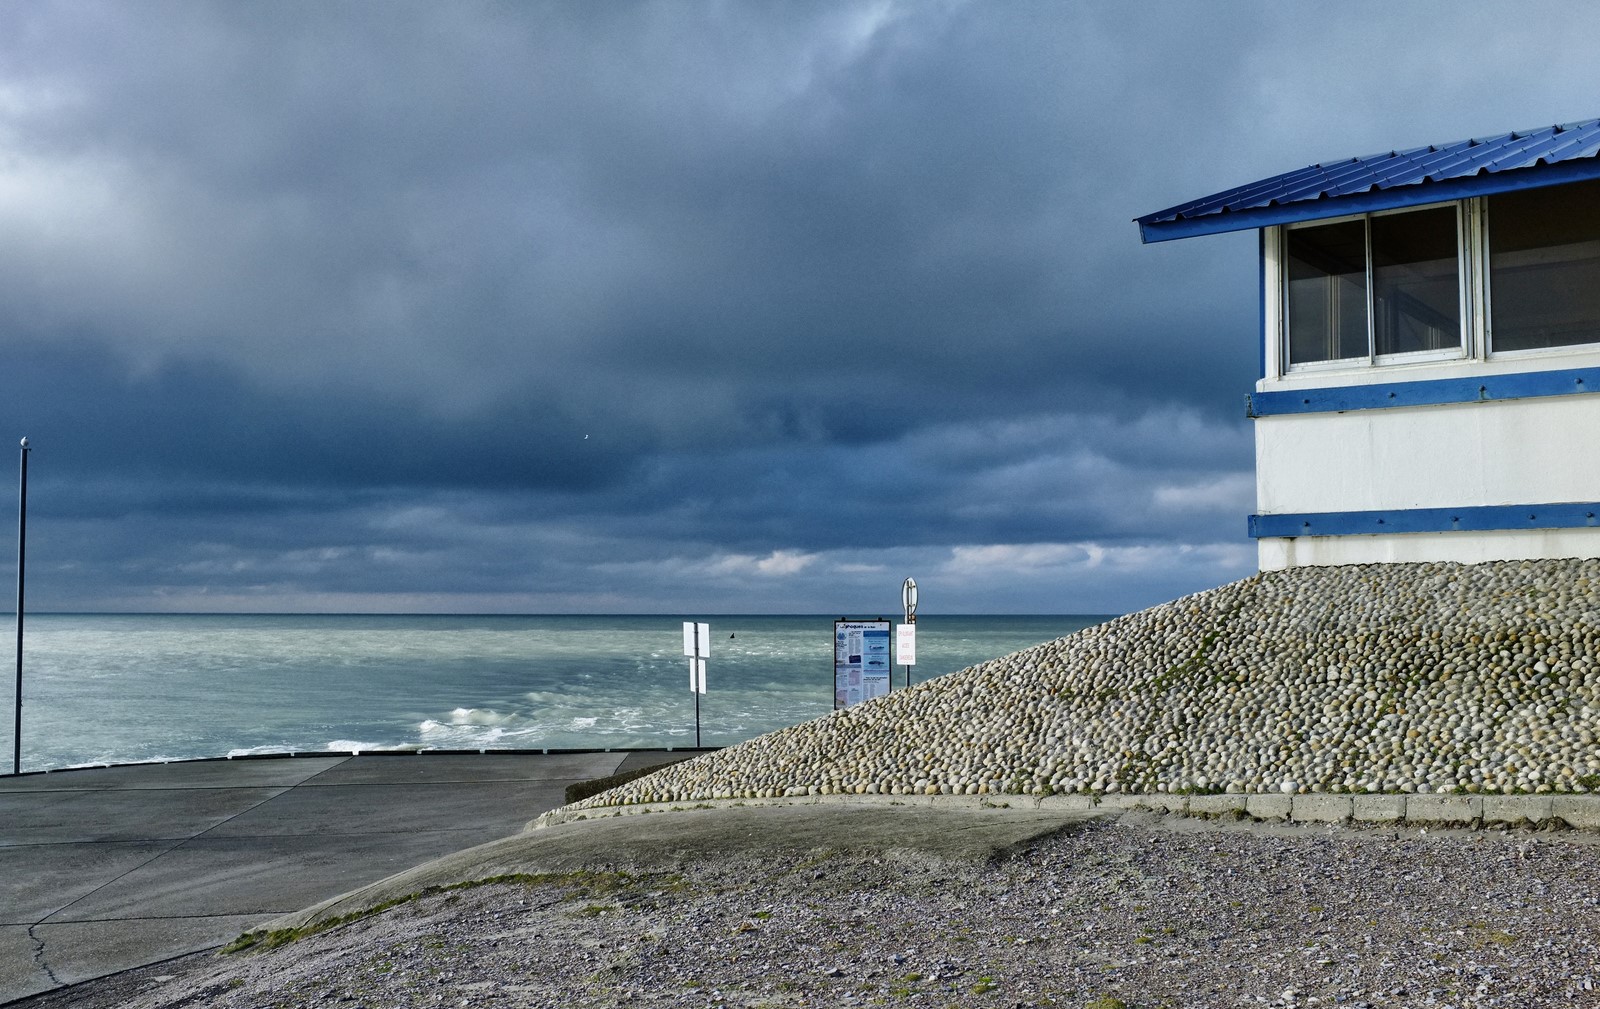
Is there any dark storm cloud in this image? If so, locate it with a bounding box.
[0,1,1596,612]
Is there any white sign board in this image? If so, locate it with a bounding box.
[896,623,916,666]
[683,621,709,693]
[683,622,709,657]
[834,619,891,708]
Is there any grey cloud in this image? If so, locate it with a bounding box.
[1,2,1597,612]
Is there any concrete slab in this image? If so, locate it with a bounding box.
[1482,794,1554,825]
[1552,796,1600,830]
[302,752,623,785]
[203,780,570,837]
[1139,794,1189,815]
[0,925,52,1003]
[0,757,349,792]
[1245,794,1292,820]
[0,841,178,924]
[52,833,500,921]
[0,752,639,1005]
[1291,794,1353,823]
[1405,794,1483,825]
[1352,794,1406,823]
[1188,794,1248,817]
[0,787,288,845]
[32,915,267,988]
[1036,794,1097,813]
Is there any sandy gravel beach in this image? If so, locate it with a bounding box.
[19,809,1600,1009]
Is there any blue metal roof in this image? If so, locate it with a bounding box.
[1138,118,1600,243]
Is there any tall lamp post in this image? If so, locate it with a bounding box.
[13,437,28,776]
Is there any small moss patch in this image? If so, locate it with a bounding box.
[221,869,675,955]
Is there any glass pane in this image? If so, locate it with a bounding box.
[1286,220,1367,364]
[1489,177,1600,352]
[1372,207,1460,356]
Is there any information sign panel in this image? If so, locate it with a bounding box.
[834,619,891,709]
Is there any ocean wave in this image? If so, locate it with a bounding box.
[225,744,299,758]
[324,739,420,753]
[445,706,521,727]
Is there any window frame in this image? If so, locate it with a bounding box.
[1482,184,1600,360]
[1279,201,1469,375]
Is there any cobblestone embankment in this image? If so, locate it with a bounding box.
[572,560,1600,809]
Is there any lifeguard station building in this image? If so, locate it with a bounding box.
[1138,118,1600,570]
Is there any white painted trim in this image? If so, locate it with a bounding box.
[1258,527,1600,570]
[1263,226,1284,380]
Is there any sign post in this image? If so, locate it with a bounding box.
[682,621,708,746]
[834,618,891,709]
[12,438,27,777]
[899,577,917,690]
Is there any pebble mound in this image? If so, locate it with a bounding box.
[574,559,1600,808]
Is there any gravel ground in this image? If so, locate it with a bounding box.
[22,812,1600,1009]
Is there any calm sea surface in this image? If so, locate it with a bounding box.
[3,614,1109,771]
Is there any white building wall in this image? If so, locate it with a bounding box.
[1255,395,1600,515]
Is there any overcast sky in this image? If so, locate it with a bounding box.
[0,1,1594,615]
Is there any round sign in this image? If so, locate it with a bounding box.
[902,577,918,619]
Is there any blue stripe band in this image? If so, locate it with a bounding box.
[1247,366,1600,417]
[1249,503,1600,539]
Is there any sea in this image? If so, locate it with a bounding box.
[4,613,1110,772]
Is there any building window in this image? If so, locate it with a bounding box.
[1284,206,1462,368]
[1371,206,1461,357]
[1286,220,1367,364]
[1488,177,1600,353]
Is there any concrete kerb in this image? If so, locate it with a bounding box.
[540,791,1600,832]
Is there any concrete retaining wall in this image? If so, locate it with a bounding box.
[535,791,1600,831]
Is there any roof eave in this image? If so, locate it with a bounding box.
[1137,157,1600,244]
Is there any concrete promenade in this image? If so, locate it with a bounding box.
[0,750,686,1005]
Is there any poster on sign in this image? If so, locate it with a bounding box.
[834,619,891,709]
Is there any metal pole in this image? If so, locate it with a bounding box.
[14,437,29,776]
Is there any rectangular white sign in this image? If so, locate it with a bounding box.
[690,657,706,694]
[683,621,710,658]
[897,623,916,666]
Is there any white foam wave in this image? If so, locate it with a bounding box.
[324,739,419,753]
[226,744,299,758]
[446,707,520,727]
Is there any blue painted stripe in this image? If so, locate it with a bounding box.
[1249,503,1600,539]
[1247,367,1600,417]
[1138,157,1600,243]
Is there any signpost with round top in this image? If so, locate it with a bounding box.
[899,577,917,690]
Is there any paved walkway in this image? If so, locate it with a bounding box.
[0,750,684,1004]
